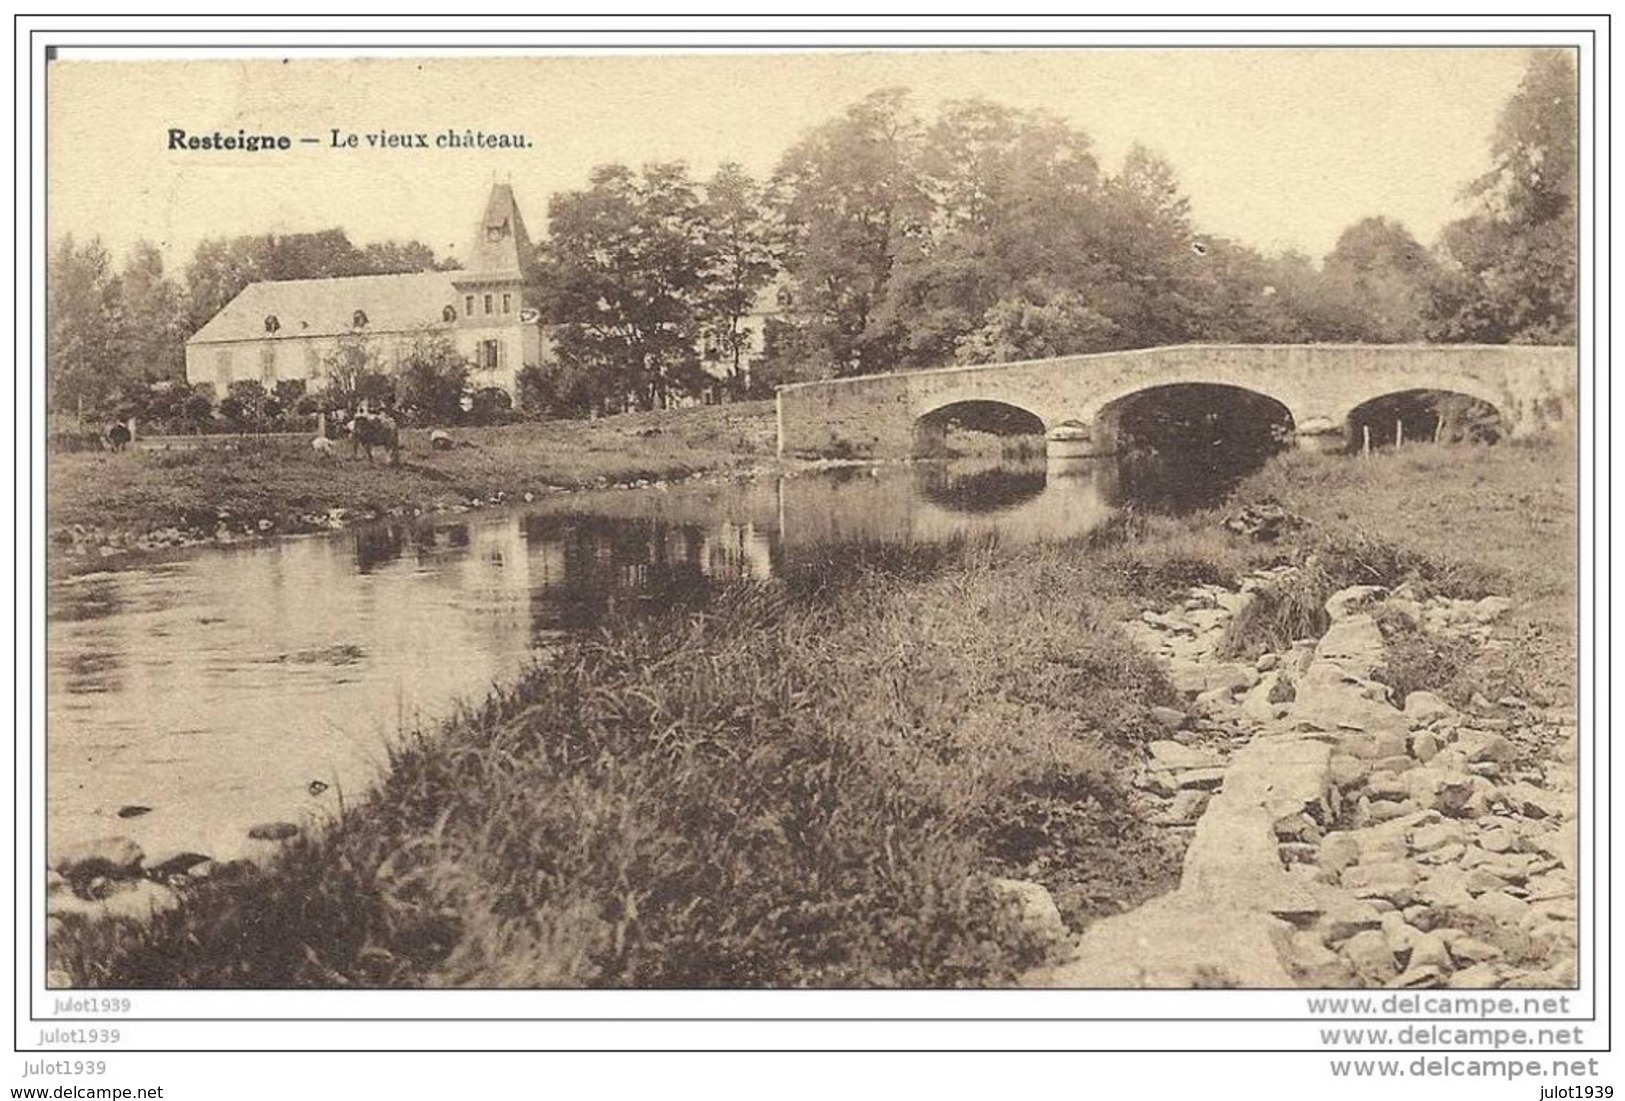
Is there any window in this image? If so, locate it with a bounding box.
[260,344,277,383]
[305,344,321,380]
[353,309,369,328]
[464,295,475,317]
[483,294,493,315]
[480,339,500,370]
[443,305,457,323]
[502,293,512,314]
[264,314,280,333]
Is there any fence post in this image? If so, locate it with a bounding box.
[1396,419,1404,448]
[1362,425,1372,458]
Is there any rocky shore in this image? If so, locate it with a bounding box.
[1024,570,1576,989]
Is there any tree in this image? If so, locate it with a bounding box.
[359,239,442,275]
[953,284,1118,364]
[397,331,470,422]
[773,88,923,377]
[698,163,780,393]
[538,162,714,411]
[1430,49,1577,344]
[883,100,1105,368]
[1320,217,1439,342]
[118,241,185,381]
[321,333,393,410]
[47,234,124,416]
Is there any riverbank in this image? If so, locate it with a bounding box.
[48,402,779,568]
[47,438,1577,988]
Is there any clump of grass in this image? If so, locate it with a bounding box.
[1217,562,1333,659]
[1371,607,1482,704]
[1216,527,1507,660]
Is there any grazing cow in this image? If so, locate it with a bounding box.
[106,423,132,452]
[311,435,335,457]
[429,429,453,451]
[346,411,401,464]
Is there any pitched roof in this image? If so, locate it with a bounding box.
[188,271,460,346]
[459,183,534,281]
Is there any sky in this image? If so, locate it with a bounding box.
[47,49,1536,271]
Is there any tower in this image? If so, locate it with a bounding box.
[452,183,539,405]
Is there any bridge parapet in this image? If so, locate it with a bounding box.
[776,343,1577,459]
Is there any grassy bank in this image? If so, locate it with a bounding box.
[53,538,1191,988]
[1229,439,1577,706]
[49,437,1577,988]
[48,402,778,551]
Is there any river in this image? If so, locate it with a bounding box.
[46,453,1242,867]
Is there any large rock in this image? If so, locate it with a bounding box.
[1321,894,1385,942]
[1462,890,1533,929]
[1342,929,1398,983]
[1503,783,1572,821]
[1027,894,1296,988]
[1341,861,1420,905]
[1169,661,1260,696]
[1315,615,1388,679]
[1403,691,1457,727]
[1456,729,1517,765]
[1182,801,1319,916]
[989,878,1072,948]
[1148,740,1222,770]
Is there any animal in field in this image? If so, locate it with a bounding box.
[106,423,131,452]
[345,411,401,464]
[429,429,453,451]
[311,434,335,457]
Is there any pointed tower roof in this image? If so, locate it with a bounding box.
[458,182,534,282]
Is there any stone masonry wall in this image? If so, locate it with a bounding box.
[776,344,1578,459]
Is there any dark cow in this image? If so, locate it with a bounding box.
[346,412,401,464]
[106,423,132,452]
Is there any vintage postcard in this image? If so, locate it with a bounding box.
[38,39,1585,1018]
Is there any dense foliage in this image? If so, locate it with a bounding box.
[49,51,1577,422]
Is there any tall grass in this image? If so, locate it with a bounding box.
[51,539,1182,989]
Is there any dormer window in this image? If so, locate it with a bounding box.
[443,305,457,322]
[353,309,369,328]
[264,314,281,333]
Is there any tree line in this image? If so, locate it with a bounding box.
[49,49,1576,426]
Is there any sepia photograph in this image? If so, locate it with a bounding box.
[39,41,1582,1002]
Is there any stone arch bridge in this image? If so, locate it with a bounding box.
[775,344,1576,459]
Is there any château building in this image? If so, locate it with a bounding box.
[184,182,541,405]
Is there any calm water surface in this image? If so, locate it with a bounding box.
[46,455,1235,863]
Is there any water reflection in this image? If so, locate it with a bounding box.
[46,452,1243,863]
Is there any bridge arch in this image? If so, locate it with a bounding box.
[1328,372,1508,430]
[1343,387,1507,449]
[1091,381,1297,458]
[912,398,1048,457]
